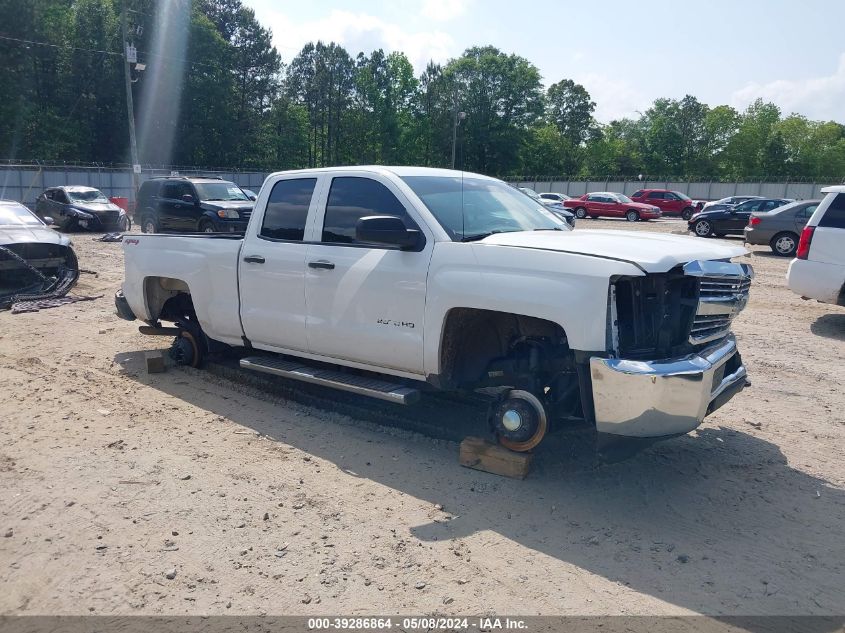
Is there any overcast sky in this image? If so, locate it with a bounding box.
[244,0,845,123]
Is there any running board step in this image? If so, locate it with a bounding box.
[239,356,421,405]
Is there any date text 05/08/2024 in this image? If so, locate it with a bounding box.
[307,616,528,630]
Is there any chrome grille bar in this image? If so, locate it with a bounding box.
[684,260,753,345]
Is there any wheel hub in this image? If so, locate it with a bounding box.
[501,409,523,432]
[491,390,549,452]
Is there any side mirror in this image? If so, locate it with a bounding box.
[181,194,196,204]
[43,216,54,226]
[248,194,257,201]
[356,215,420,250]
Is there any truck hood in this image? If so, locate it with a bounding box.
[478,229,747,273]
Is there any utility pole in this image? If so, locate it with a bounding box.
[121,2,140,202]
[450,85,466,170]
[451,85,458,169]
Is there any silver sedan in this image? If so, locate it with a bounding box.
[744,199,820,256]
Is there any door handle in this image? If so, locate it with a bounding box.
[175,204,182,209]
[243,255,265,264]
[308,260,335,270]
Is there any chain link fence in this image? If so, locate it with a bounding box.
[2,161,843,207]
[0,162,270,208]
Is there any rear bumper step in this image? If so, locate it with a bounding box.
[239,356,420,405]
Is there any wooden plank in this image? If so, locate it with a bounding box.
[459,436,533,480]
[145,351,166,374]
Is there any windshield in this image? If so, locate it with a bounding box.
[402,176,566,240]
[616,194,633,203]
[67,189,109,203]
[519,187,541,200]
[194,181,250,201]
[674,191,691,201]
[0,203,43,226]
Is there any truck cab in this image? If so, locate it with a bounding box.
[117,166,753,454]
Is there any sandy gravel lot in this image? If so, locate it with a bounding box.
[1,218,843,617]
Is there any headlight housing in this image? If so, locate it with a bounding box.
[69,208,94,220]
[217,209,239,219]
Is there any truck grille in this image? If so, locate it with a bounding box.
[698,276,753,298]
[613,273,699,359]
[685,263,753,346]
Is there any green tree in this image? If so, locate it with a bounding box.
[446,46,544,174]
[722,99,781,179]
[520,124,579,175]
[286,41,356,167]
[545,79,595,145]
[409,61,452,167]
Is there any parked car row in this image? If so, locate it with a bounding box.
[687,198,793,238]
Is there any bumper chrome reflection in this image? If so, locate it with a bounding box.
[590,334,746,438]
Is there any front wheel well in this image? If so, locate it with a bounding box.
[438,309,569,383]
[438,308,585,419]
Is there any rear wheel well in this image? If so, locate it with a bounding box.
[143,277,194,323]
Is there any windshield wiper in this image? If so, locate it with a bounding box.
[460,233,492,242]
[204,198,224,201]
[461,230,511,242]
[534,227,564,231]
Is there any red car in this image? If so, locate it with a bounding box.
[563,192,661,221]
[630,189,702,220]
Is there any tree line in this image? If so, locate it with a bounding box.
[2,0,845,181]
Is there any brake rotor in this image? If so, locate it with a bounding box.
[493,389,548,452]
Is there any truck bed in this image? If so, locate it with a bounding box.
[122,233,245,345]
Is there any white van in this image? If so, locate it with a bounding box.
[787,185,845,306]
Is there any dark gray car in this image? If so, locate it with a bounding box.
[35,186,130,232]
[0,200,79,308]
[744,199,820,256]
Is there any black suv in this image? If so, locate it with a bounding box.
[136,177,256,233]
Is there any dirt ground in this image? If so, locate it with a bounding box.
[1,217,843,617]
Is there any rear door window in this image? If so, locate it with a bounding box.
[322,177,416,245]
[818,193,845,229]
[799,204,818,218]
[161,182,192,200]
[260,178,317,241]
[647,192,664,200]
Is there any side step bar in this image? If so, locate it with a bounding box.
[239,356,421,405]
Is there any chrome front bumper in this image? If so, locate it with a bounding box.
[590,334,747,438]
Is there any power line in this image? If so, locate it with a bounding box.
[0,33,123,57]
[0,32,231,73]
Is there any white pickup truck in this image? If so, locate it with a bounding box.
[116,166,753,452]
